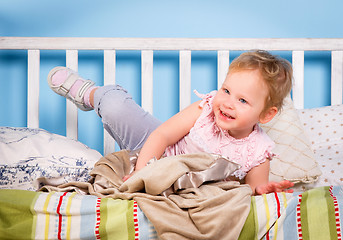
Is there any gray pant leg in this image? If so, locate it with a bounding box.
[93,85,162,150]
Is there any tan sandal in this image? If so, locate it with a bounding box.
[47,67,94,111]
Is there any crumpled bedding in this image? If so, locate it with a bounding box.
[40,150,253,240]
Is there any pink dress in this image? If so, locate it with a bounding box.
[164,91,275,180]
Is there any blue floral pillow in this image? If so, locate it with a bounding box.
[0,127,102,191]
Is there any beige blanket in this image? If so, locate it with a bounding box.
[41,150,252,240]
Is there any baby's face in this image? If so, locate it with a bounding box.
[212,69,269,139]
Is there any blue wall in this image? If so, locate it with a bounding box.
[1,0,343,154]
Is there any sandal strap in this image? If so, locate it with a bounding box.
[59,73,80,96]
[74,80,95,104]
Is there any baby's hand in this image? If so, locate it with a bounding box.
[255,180,294,195]
[122,171,136,182]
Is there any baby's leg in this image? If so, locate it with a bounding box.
[48,67,161,150]
[93,85,162,150]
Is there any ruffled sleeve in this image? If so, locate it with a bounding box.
[194,90,217,108]
[230,125,276,179]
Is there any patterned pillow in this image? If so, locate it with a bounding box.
[293,104,343,191]
[260,96,322,183]
[0,127,102,191]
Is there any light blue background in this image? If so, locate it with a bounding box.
[1,0,342,154]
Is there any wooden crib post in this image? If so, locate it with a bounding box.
[141,50,154,114]
[292,51,305,109]
[331,51,343,105]
[179,50,191,111]
[217,50,230,90]
[66,50,78,140]
[27,49,40,128]
[103,50,117,155]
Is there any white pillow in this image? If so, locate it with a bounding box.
[260,96,322,183]
[293,104,343,191]
[0,127,102,191]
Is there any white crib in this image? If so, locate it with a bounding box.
[1,37,342,156]
[1,37,343,240]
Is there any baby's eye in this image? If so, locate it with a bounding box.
[224,89,230,95]
[239,98,247,104]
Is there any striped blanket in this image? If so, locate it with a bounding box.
[239,185,343,240]
[1,186,343,239]
[0,189,157,240]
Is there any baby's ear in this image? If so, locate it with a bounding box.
[259,107,278,124]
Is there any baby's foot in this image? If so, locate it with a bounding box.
[48,67,97,111]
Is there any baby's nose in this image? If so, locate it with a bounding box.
[224,98,234,109]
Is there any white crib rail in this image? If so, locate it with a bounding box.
[332,51,343,105]
[103,50,117,155]
[66,50,78,140]
[1,37,342,154]
[27,50,40,129]
[292,51,305,109]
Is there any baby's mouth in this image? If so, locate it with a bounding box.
[221,110,235,119]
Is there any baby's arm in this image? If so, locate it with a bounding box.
[245,160,294,195]
[123,100,202,180]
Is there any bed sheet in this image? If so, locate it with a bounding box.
[0,189,157,240]
[2,186,343,240]
[239,186,343,240]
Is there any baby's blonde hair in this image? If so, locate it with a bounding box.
[228,50,293,113]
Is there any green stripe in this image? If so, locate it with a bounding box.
[325,187,339,240]
[100,198,134,239]
[302,187,336,240]
[300,191,310,240]
[308,187,331,239]
[126,200,135,240]
[99,198,109,240]
[238,196,257,240]
[0,189,39,239]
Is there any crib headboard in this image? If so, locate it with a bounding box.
[1,37,343,155]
